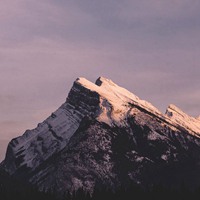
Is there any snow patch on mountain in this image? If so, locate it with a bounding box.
[76,77,161,126]
[4,102,84,173]
[165,104,200,135]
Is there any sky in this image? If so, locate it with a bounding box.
[0,0,200,160]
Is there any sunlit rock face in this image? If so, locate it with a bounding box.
[1,77,200,196]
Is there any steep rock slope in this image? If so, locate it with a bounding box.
[1,77,200,196]
[2,78,100,174]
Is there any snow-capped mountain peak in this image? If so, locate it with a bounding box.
[76,76,139,103]
[165,104,200,135]
[1,77,200,196]
[76,76,161,124]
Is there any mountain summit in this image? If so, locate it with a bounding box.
[1,77,200,196]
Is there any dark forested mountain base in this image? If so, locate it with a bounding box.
[1,171,200,200]
[0,169,57,200]
[1,185,200,200]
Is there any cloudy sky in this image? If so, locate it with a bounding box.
[0,0,200,160]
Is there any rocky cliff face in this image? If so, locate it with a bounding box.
[1,77,200,196]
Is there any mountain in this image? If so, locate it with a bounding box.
[1,77,200,198]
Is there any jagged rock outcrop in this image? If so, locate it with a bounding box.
[1,77,200,196]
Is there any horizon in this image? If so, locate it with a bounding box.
[0,0,200,161]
